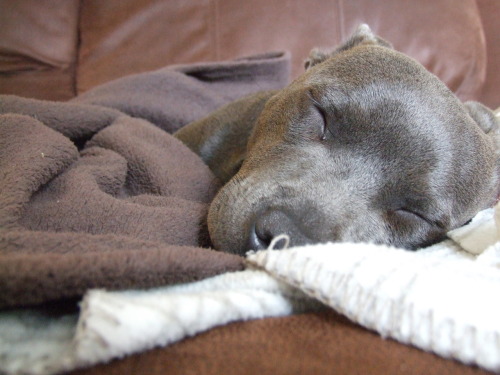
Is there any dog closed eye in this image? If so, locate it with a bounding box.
[314,107,329,141]
[308,93,338,141]
[392,208,444,230]
[394,208,430,223]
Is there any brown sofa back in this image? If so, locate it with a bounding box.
[0,0,498,107]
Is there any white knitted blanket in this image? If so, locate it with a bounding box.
[1,207,499,374]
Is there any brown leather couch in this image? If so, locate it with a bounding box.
[0,0,498,108]
[1,1,498,374]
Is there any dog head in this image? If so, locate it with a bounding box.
[208,25,500,254]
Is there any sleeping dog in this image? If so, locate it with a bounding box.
[175,25,500,255]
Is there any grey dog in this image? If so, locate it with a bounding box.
[175,24,500,255]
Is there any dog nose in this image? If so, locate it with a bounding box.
[247,209,299,250]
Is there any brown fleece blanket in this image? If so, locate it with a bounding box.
[0,52,290,309]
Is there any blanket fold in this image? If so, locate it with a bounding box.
[0,52,291,308]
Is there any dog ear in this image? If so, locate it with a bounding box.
[464,101,499,135]
[464,102,500,205]
[175,91,274,184]
[305,24,393,70]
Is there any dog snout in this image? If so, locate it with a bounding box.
[247,209,309,250]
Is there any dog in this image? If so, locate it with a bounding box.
[175,24,500,255]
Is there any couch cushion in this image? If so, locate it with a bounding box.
[78,0,487,103]
[0,0,79,100]
[340,0,487,102]
[477,0,500,107]
[77,0,217,93]
[71,310,493,375]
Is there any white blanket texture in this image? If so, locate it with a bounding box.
[1,206,499,374]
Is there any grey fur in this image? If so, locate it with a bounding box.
[175,25,500,255]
